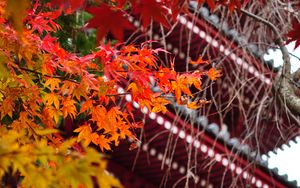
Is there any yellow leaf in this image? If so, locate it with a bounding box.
[0,55,10,80]
[47,106,62,124]
[43,92,60,109]
[35,129,59,136]
[127,82,140,99]
[187,101,201,110]
[74,124,92,145]
[73,82,88,101]
[5,0,29,33]
[44,78,61,91]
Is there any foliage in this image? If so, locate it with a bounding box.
[0,128,121,188]
[0,0,225,187]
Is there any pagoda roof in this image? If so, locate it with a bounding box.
[107,3,299,187]
[108,90,298,187]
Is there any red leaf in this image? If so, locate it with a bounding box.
[86,4,133,41]
[51,0,86,13]
[198,0,242,12]
[286,20,300,49]
[132,0,170,28]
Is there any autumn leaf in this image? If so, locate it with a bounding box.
[45,78,61,91]
[127,82,142,99]
[35,129,60,136]
[61,81,76,96]
[51,0,86,14]
[95,135,111,151]
[198,0,241,12]
[61,98,77,118]
[132,0,169,28]
[226,0,241,12]
[171,77,192,102]
[74,124,92,146]
[151,97,170,113]
[46,106,62,124]
[5,0,29,32]
[79,99,93,114]
[287,20,300,49]
[43,92,60,109]
[187,101,200,110]
[86,4,133,41]
[187,100,210,110]
[207,67,222,81]
[190,56,209,65]
[0,96,14,118]
[72,82,88,101]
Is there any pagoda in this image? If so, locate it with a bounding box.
[107,2,299,188]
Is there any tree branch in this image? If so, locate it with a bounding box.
[240,8,300,116]
[240,8,291,74]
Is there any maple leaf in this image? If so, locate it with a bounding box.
[79,99,93,114]
[187,101,200,110]
[51,0,86,14]
[44,78,61,91]
[46,106,62,124]
[171,77,192,102]
[151,97,170,113]
[190,56,209,65]
[61,81,76,96]
[127,82,142,99]
[42,60,56,76]
[5,0,29,33]
[43,92,60,109]
[286,20,300,49]
[92,106,114,133]
[86,4,133,41]
[132,0,169,28]
[198,0,241,12]
[184,72,203,90]
[187,100,210,110]
[74,124,92,146]
[207,67,222,81]
[96,135,111,151]
[226,0,241,12]
[163,0,189,21]
[72,82,88,101]
[0,96,15,118]
[61,98,77,119]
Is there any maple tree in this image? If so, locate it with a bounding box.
[0,0,224,187]
[2,0,299,187]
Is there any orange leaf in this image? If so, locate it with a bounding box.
[79,99,93,114]
[46,106,62,124]
[187,101,201,110]
[74,124,92,145]
[190,56,209,65]
[127,82,140,99]
[61,98,77,118]
[95,135,111,151]
[151,97,170,113]
[43,92,60,109]
[187,100,211,110]
[45,78,61,91]
[207,68,222,81]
